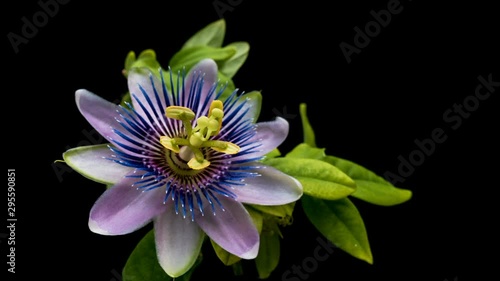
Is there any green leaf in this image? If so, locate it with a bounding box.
[286,143,412,206]
[263,148,281,160]
[302,195,373,264]
[182,19,226,48]
[324,155,412,206]
[210,239,241,266]
[169,45,236,73]
[299,103,317,147]
[218,41,250,78]
[264,158,356,200]
[122,230,203,281]
[286,143,326,160]
[255,232,280,279]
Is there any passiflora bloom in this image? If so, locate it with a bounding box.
[64,59,303,277]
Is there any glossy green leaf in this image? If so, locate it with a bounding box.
[264,158,356,200]
[302,195,373,264]
[299,103,317,147]
[218,41,250,78]
[182,19,226,48]
[255,232,280,279]
[324,155,412,206]
[263,148,281,160]
[286,143,412,206]
[169,45,236,73]
[122,230,202,281]
[286,143,325,160]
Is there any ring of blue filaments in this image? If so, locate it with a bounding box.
[105,67,264,221]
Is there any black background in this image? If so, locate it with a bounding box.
[5,1,499,281]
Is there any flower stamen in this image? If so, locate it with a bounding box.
[160,100,241,170]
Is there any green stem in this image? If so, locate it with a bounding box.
[232,261,244,276]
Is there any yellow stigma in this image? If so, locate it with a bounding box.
[159,100,240,170]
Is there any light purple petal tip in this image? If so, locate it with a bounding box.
[233,164,303,205]
[88,174,165,235]
[75,89,121,143]
[195,196,259,259]
[127,68,166,120]
[234,117,289,161]
[184,59,219,114]
[154,208,204,277]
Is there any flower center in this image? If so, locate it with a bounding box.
[159,100,240,170]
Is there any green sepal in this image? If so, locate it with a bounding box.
[255,230,281,279]
[248,202,295,219]
[124,49,162,78]
[210,239,241,266]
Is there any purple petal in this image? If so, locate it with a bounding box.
[89,174,166,235]
[195,196,259,259]
[233,164,303,205]
[154,206,204,277]
[183,59,218,114]
[76,89,122,143]
[63,144,132,185]
[233,117,289,161]
[127,68,168,124]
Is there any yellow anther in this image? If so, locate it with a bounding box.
[211,108,223,118]
[165,106,195,120]
[209,100,223,117]
[160,136,180,153]
[188,158,210,170]
[209,100,223,135]
[160,100,240,171]
[210,141,241,154]
[208,119,220,132]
